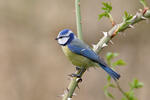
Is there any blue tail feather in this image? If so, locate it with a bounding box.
[99,64,120,80]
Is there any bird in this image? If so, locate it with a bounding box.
[55,29,120,80]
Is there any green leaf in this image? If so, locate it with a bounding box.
[99,12,109,20]
[137,82,144,88]
[112,59,126,67]
[129,79,144,89]
[99,2,112,20]
[125,91,137,100]
[106,52,118,62]
[121,97,127,100]
[123,11,133,22]
[108,83,116,88]
[107,75,111,82]
[102,2,112,13]
[104,85,108,90]
[104,90,115,99]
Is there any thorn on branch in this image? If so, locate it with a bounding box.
[66,88,70,93]
[129,25,135,29]
[109,40,114,44]
[58,94,64,98]
[60,88,69,98]
[141,16,147,20]
[72,92,77,96]
[102,43,108,48]
[132,15,137,20]
[103,32,108,37]
[92,44,97,49]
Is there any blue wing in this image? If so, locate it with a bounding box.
[68,38,120,80]
[68,39,100,63]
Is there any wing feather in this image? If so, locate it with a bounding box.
[68,39,100,63]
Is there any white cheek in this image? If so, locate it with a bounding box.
[58,37,69,45]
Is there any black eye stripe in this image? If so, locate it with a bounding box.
[59,36,69,39]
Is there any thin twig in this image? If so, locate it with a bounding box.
[115,81,130,100]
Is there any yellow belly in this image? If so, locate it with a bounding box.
[61,46,94,67]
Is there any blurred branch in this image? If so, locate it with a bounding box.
[62,1,150,100]
[115,81,130,100]
[104,52,143,100]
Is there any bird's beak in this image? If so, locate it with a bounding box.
[55,37,58,40]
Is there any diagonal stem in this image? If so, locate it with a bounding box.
[115,81,130,100]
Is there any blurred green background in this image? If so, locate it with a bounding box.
[0,0,150,100]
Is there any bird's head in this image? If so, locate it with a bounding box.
[55,29,76,46]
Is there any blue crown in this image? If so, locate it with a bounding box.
[59,29,70,35]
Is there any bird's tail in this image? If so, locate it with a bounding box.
[98,64,120,80]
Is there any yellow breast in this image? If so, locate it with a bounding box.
[61,46,93,67]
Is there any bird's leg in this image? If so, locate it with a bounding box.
[68,67,86,89]
[69,67,86,79]
[75,66,81,71]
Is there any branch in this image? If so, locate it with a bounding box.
[115,81,130,100]
[75,0,83,40]
[93,9,150,54]
[62,2,150,100]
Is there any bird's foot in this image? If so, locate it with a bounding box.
[70,73,81,78]
[68,73,82,82]
[75,66,82,71]
[68,67,86,82]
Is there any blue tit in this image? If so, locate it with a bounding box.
[55,29,120,80]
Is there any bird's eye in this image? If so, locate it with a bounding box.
[59,37,63,39]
